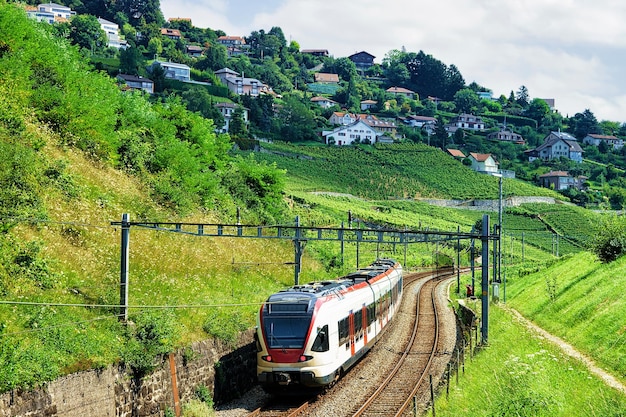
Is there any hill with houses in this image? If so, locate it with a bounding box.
[15,1,626,209]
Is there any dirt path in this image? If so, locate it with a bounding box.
[506,307,626,394]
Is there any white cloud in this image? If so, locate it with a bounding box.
[161,0,626,122]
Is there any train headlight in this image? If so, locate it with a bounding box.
[298,355,313,362]
[262,355,273,362]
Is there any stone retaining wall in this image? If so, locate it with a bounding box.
[0,330,257,417]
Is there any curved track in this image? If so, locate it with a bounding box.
[350,273,446,417]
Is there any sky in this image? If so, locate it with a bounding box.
[161,0,626,123]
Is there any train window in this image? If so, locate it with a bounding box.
[311,325,329,352]
[338,317,349,346]
[354,310,363,331]
[367,304,375,326]
[263,317,311,349]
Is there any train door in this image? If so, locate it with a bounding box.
[362,305,368,345]
[348,311,355,356]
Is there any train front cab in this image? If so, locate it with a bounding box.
[257,293,339,389]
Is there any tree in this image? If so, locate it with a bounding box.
[69,14,107,52]
[516,85,529,107]
[453,88,480,113]
[385,62,410,87]
[525,98,550,125]
[229,106,248,138]
[147,37,162,59]
[572,109,599,139]
[119,44,143,75]
[275,95,317,142]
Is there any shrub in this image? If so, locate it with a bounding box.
[121,311,180,379]
[590,216,626,263]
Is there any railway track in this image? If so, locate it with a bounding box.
[350,271,449,417]
[246,396,312,417]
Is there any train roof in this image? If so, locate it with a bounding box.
[267,259,399,300]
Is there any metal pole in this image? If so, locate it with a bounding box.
[498,175,503,284]
[294,216,304,285]
[119,213,130,322]
[481,214,489,344]
[340,221,345,267]
[456,225,460,294]
[470,237,475,294]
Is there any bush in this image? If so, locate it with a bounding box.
[121,311,180,379]
[590,216,626,263]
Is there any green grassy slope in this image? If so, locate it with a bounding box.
[506,252,626,377]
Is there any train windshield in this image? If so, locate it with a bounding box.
[262,316,312,349]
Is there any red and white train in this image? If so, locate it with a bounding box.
[256,258,403,391]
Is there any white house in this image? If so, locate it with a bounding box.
[329,112,357,126]
[322,120,380,146]
[468,152,498,174]
[214,102,249,133]
[525,131,583,163]
[98,18,127,49]
[583,133,624,150]
[214,68,269,97]
[360,99,377,111]
[117,74,154,94]
[447,113,485,131]
[151,61,191,82]
[311,96,338,109]
[36,3,75,19]
[27,2,75,23]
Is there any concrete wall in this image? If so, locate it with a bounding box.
[419,196,558,212]
[0,330,257,417]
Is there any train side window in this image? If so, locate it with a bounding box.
[338,317,349,346]
[312,325,329,352]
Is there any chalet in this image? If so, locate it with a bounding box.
[348,51,375,73]
[358,114,396,137]
[583,134,624,150]
[360,99,377,111]
[217,36,246,46]
[185,45,204,57]
[117,74,154,94]
[329,112,357,126]
[447,113,485,131]
[301,49,329,57]
[386,86,416,100]
[160,28,181,40]
[217,36,248,57]
[214,102,249,133]
[468,153,498,175]
[314,73,340,83]
[525,131,583,163]
[311,96,338,109]
[329,112,396,136]
[322,120,380,146]
[98,18,127,49]
[150,61,191,82]
[487,128,525,144]
[539,171,585,191]
[214,67,269,97]
[401,115,436,128]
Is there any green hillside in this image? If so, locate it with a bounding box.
[2,4,626,415]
